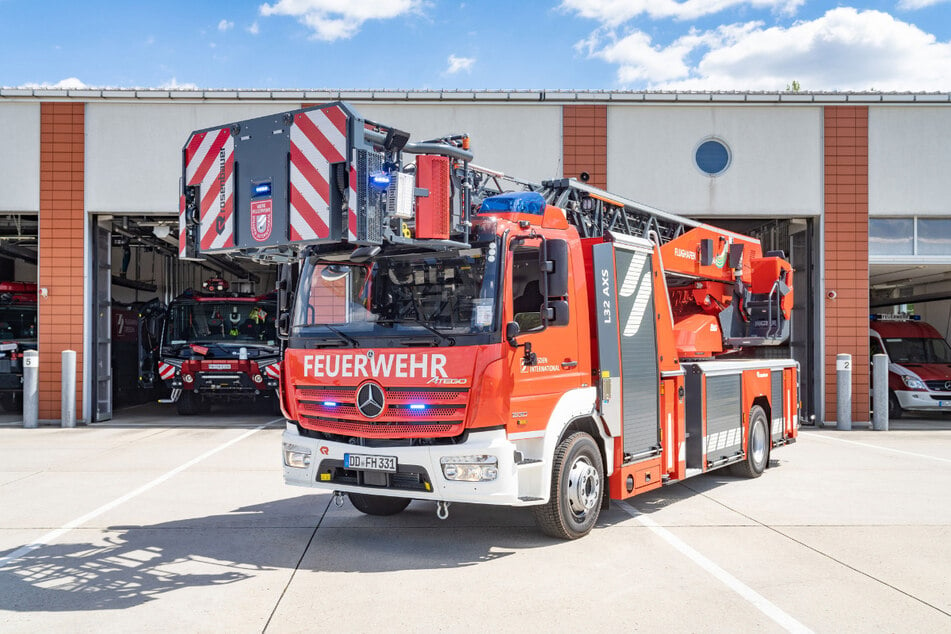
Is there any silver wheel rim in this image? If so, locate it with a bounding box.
[566,455,600,519]
[751,418,767,467]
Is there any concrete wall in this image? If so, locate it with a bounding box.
[606,106,822,217]
[870,107,951,215]
[0,103,40,213]
[357,103,563,184]
[85,103,294,214]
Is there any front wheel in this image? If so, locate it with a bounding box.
[888,391,904,420]
[730,405,770,478]
[348,492,411,516]
[533,432,604,540]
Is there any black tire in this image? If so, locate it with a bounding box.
[888,391,904,420]
[533,432,604,540]
[348,492,411,516]
[730,405,770,478]
[176,391,200,416]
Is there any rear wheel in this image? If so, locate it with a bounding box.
[0,392,21,413]
[730,405,770,478]
[348,492,411,516]
[888,391,904,420]
[533,432,603,540]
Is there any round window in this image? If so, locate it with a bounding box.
[695,138,731,176]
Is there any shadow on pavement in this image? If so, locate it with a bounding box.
[0,493,643,612]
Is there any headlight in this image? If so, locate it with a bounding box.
[440,455,498,482]
[283,443,312,468]
[901,375,926,390]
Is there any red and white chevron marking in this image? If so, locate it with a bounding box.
[158,362,176,381]
[262,363,281,380]
[184,127,235,252]
[178,194,187,258]
[289,106,353,242]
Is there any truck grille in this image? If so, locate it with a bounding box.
[296,385,468,438]
[925,380,951,392]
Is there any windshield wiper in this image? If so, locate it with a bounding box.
[376,319,456,346]
[320,325,360,348]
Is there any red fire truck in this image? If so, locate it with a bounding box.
[0,282,37,412]
[158,279,280,415]
[180,102,798,538]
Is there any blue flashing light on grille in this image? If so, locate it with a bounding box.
[252,181,272,198]
[479,191,546,215]
[369,171,391,191]
[409,404,427,410]
[323,401,338,408]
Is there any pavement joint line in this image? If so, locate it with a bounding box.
[682,481,951,620]
[0,421,275,569]
[802,432,951,464]
[616,500,813,634]
[262,495,333,633]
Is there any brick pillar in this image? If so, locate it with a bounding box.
[823,106,869,423]
[562,105,607,188]
[39,102,85,421]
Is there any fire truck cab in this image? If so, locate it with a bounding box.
[870,314,951,419]
[158,278,280,415]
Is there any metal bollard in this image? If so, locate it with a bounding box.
[836,353,852,431]
[23,349,38,428]
[872,353,888,431]
[61,349,76,428]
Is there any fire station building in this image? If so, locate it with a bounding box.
[1,88,950,425]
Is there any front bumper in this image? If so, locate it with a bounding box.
[282,423,545,506]
[894,389,951,412]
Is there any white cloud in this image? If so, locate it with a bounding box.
[20,77,88,89]
[259,0,423,41]
[161,78,200,90]
[897,0,950,9]
[560,0,803,24]
[248,21,260,35]
[446,54,475,74]
[583,8,951,91]
[218,19,234,31]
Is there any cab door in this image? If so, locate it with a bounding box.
[505,236,585,435]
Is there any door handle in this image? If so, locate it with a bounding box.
[561,360,578,369]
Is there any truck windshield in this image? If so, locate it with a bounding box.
[164,300,277,345]
[883,337,951,364]
[293,241,500,340]
[0,305,37,341]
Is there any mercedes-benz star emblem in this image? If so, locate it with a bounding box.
[356,382,385,418]
[945,380,951,391]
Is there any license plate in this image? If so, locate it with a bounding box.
[208,363,231,369]
[344,453,397,472]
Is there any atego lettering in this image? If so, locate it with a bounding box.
[302,353,448,379]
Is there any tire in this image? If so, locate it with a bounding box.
[176,391,200,416]
[730,405,770,478]
[533,432,604,540]
[888,391,904,420]
[348,492,411,516]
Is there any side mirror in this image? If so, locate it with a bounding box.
[542,239,569,297]
[277,263,297,340]
[544,300,570,327]
[505,321,520,346]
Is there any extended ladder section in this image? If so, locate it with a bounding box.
[539,178,701,244]
[540,178,792,349]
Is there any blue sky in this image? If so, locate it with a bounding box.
[2,0,951,91]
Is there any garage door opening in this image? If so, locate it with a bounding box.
[0,212,38,418]
[91,214,276,422]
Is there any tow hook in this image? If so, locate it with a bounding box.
[333,491,346,508]
[436,501,450,520]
